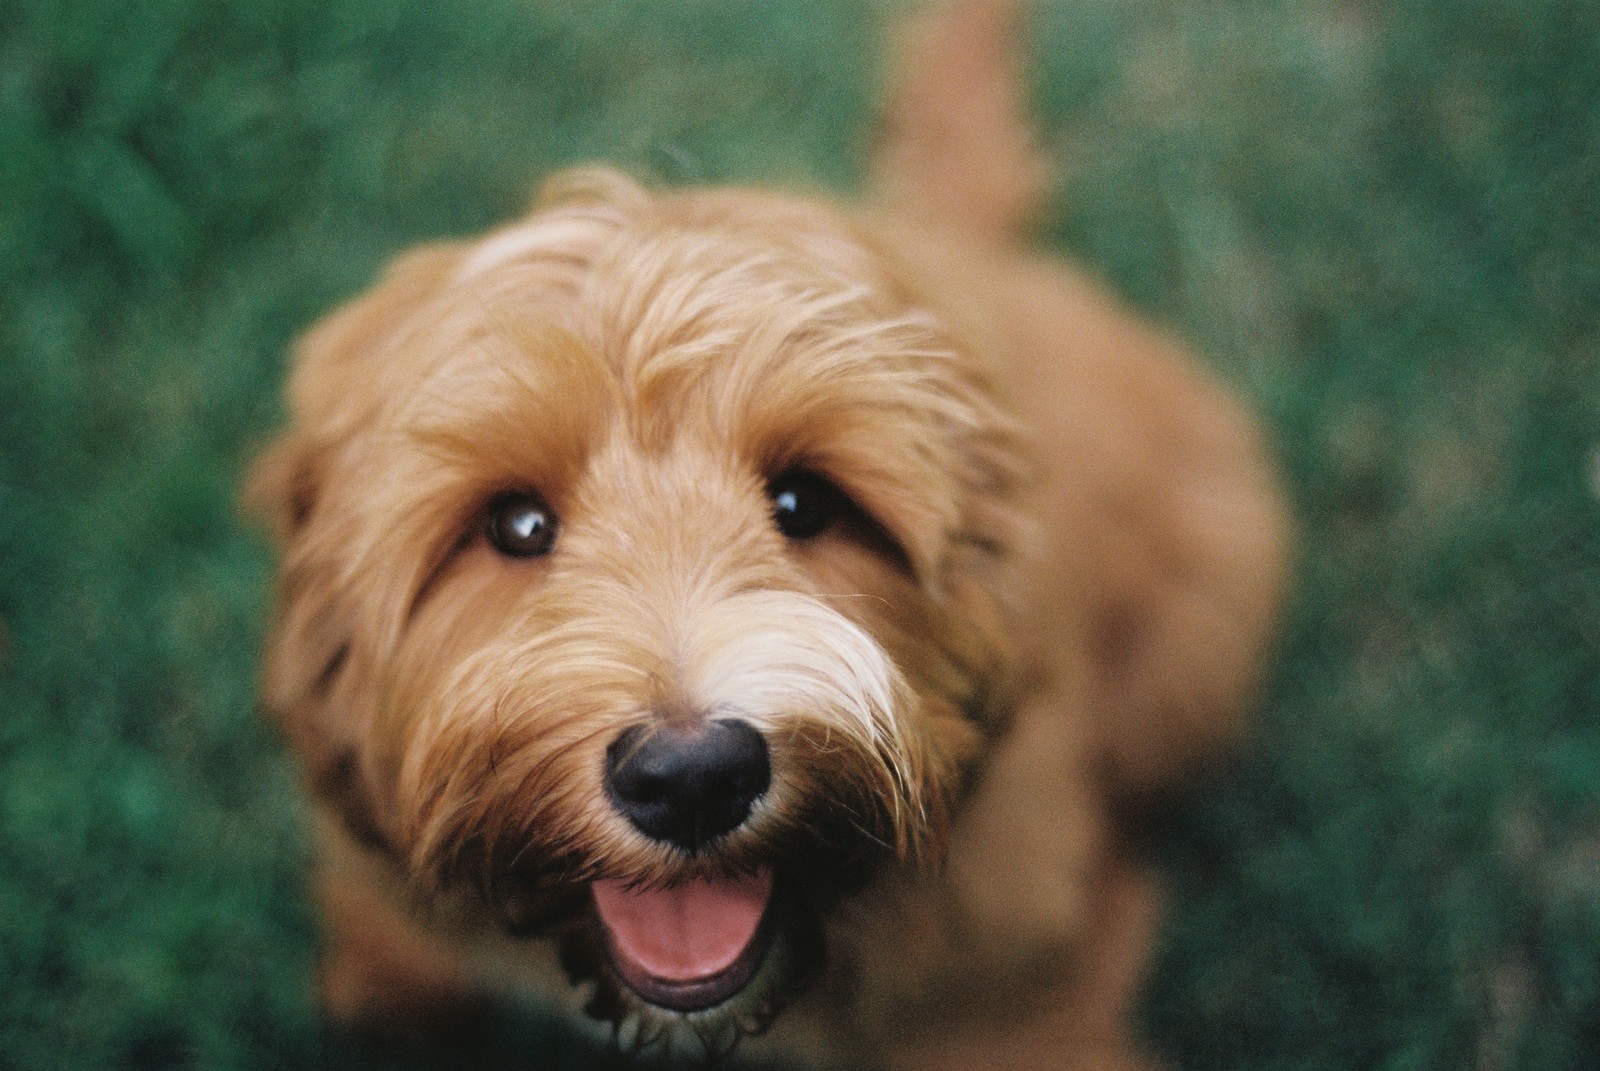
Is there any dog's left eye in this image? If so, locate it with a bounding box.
[768,470,840,539]
[486,492,558,557]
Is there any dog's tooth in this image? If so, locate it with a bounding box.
[633,1016,664,1053]
[613,1010,642,1052]
[692,1018,738,1062]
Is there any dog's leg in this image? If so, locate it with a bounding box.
[841,677,1163,1070]
[884,855,1164,1071]
[314,861,484,1030]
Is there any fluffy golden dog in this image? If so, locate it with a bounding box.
[250,2,1288,1067]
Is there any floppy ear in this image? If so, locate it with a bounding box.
[245,241,469,542]
[244,434,324,544]
[246,241,469,803]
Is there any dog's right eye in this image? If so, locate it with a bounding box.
[768,470,840,539]
[485,492,558,558]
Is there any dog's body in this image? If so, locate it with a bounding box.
[251,3,1288,1068]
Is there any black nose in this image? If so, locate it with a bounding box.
[604,720,771,853]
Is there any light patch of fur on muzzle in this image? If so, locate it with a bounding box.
[682,589,933,860]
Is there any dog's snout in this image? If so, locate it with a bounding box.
[604,720,770,852]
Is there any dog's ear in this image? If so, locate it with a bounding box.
[245,242,468,541]
[244,435,323,543]
[247,242,469,802]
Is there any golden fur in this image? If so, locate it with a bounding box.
[250,2,1289,1067]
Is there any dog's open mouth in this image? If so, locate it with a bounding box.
[591,868,775,1012]
[558,863,826,1056]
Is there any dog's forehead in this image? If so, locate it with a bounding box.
[454,178,882,287]
[448,197,904,380]
[340,180,1002,577]
[399,193,965,470]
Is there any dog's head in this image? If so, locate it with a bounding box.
[253,168,1025,1053]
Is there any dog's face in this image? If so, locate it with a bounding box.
[255,169,1024,1051]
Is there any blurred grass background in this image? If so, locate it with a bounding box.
[2,0,1597,1068]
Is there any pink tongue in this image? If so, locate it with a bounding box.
[592,869,773,983]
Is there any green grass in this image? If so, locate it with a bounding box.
[2,0,1597,1068]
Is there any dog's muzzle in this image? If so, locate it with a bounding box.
[594,719,775,1013]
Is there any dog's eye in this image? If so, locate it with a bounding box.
[486,492,557,558]
[768,471,840,539]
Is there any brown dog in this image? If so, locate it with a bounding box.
[249,2,1289,1067]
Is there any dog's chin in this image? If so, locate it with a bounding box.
[556,867,824,1059]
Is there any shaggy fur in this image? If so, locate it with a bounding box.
[250,2,1289,1067]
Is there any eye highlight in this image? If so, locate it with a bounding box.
[485,492,557,558]
[767,470,841,539]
